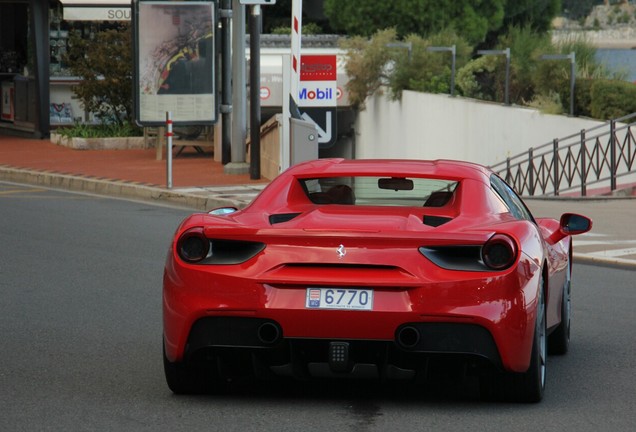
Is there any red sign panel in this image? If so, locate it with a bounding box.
[300,55,337,82]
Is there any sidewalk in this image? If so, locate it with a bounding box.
[0,133,268,209]
[1,133,635,268]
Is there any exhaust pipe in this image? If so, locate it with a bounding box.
[257,322,282,346]
[396,326,420,350]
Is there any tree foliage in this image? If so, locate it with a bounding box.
[341,28,472,109]
[63,25,133,126]
[324,0,506,45]
[561,0,603,20]
[503,0,562,32]
[456,26,553,104]
[589,80,636,120]
[343,24,630,119]
[340,29,397,109]
[389,30,472,99]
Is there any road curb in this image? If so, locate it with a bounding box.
[574,252,636,270]
[3,165,635,271]
[0,166,240,211]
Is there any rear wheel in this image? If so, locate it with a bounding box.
[516,282,547,402]
[481,276,546,403]
[549,257,571,355]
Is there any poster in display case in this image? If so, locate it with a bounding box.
[134,1,217,126]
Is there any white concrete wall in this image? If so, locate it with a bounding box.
[355,91,605,166]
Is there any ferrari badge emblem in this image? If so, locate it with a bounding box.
[337,244,347,259]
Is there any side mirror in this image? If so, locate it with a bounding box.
[209,207,238,216]
[560,213,592,235]
[548,213,592,244]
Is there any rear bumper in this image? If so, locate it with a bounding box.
[163,254,542,373]
[179,315,504,381]
[182,316,502,380]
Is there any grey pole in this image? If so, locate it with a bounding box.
[477,48,510,105]
[226,0,249,174]
[504,48,510,106]
[427,45,456,96]
[450,45,456,97]
[539,52,576,116]
[220,0,232,165]
[570,52,576,117]
[249,5,261,180]
[166,111,173,189]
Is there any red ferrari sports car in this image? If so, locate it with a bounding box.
[163,159,591,402]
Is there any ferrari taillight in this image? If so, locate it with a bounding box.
[177,227,210,263]
[481,234,517,270]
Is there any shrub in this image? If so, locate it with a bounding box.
[56,122,142,139]
[456,26,553,105]
[456,55,500,101]
[389,30,472,99]
[63,24,133,126]
[589,80,636,120]
[340,29,398,109]
[533,36,619,115]
[575,78,594,117]
[527,91,564,115]
[497,26,552,104]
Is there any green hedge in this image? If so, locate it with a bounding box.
[574,78,594,118]
[589,80,636,120]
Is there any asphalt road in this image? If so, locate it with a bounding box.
[1,182,635,431]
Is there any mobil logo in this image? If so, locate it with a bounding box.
[297,81,337,107]
[298,87,334,101]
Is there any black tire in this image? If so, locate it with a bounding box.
[163,340,221,394]
[481,277,547,403]
[549,257,571,355]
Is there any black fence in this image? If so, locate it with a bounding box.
[490,113,636,197]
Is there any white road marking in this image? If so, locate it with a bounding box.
[587,247,636,258]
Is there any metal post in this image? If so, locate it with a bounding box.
[506,157,511,184]
[450,45,456,97]
[249,5,261,180]
[504,48,510,106]
[610,119,617,191]
[387,42,413,61]
[477,48,510,105]
[569,53,576,117]
[539,52,576,116]
[30,0,50,138]
[528,148,535,196]
[553,138,559,196]
[220,0,232,165]
[580,129,587,197]
[427,45,456,96]
[226,0,249,174]
[281,54,291,172]
[166,112,173,189]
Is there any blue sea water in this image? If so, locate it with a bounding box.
[595,48,636,82]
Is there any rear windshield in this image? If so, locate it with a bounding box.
[299,176,458,207]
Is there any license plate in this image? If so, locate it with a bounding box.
[305,288,373,310]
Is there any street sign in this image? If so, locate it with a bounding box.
[299,107,337,148]
[297,55,337,108]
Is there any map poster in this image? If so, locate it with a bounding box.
[134,1,217,126]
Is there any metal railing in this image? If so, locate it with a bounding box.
[490,113,636,197]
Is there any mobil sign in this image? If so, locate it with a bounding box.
[297,55,337,107]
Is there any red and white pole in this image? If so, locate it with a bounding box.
[165,111,173,189]
[290,0,302,107]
